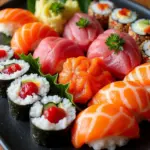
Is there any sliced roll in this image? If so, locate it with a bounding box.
[0,59,29,97]
[0,45,13,62]
[88,0,114,29]
[7,74,50,121]
[30,95,76,147]
[109,8,137,32]
[140,40,150,62]
[129,19,150,46]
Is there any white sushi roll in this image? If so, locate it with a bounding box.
[30,95,76,146]
[129,19,150,46]
[0,59,29,97]
[0,45,13,62]
[7,74,50,120]
[88,0,114,29]
[140,40,150,62]
[109,8,137,32]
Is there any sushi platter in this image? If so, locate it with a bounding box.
[0,0,150,150]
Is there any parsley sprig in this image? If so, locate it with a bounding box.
[76,18,90,28]
[50,2,64,15]
[105,34,125,54]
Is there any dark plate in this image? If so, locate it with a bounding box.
[0,0,150,150]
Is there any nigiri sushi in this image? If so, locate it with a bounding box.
[0,8,38,36]
[124,63,150,93]
[87,29,142,79]
[63,12,103,51]
[11,22,58,57]
[58,56,113,104]
[89,81,150,122]
[72,103,139,150]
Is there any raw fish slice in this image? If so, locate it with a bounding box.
[72,103,139,149]
[124,63,150,92]
[0,8,38,36]
[11,22,58,57]
[89,81,150,122]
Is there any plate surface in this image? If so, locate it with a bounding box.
[0,0,150,150]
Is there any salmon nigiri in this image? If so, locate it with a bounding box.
[124,63,150,92]
[0,8,38,36]
[89,81,150,122]
[72,103,139,150]
[11,22,58,57]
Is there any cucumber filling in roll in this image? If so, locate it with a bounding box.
[0,45,13,61]
[7,74,50,120]
[30,95,76,146]
[111,8,137,24]
[30,95,76,130]
[131,19,150,35]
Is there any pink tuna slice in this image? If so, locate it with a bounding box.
[87,29,142,79]
[63,13,104,52]
[33,37,84,75]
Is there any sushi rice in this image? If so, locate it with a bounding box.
[7,74,50,105]
[88,136,128,150]
[109,8,137,32]
[0,45,14,62]
[0,59,29,80]
[30,95,76,130]
[140,40,150,62]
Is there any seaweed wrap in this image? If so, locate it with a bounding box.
[7,74,50,121]
[88,0,114,29]
[0,59,29,97]
[0,45,13,62]
[109,8,137,32]
[129,19,150,46]
[30,95,76,147]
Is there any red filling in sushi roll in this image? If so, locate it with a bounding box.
[2,63,21,74]
[0,49,7,58]
[44,106,66,123]
[19,82,38,99]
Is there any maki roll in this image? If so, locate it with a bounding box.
[0,59,29,97]
[30,95,76,147]
[129,19,150,46]
[0,45,13,62]
[140,40,150,62]
[88,0,114,29]
[7,74,50,121]
[109,8,137,32]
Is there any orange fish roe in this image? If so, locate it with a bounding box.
[58,56,113,104]
[144,26,150,34]
[119,8,131,16]
[98,3,109,10]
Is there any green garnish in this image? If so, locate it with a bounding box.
[105,34,125,54]
[76,18,90,28]
[0,33,11,45]
[50,2,64,15]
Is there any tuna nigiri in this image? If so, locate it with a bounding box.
[59,56,113,104]
[89,81,150,122]
[87,29,141,79]
[11,22,58,57]
[0,8,38,36]
[72,103,139,150]
[33,37,84,75]
[124,63,150,92]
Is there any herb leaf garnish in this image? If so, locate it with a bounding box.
[106,34,125,54]
[76,18,90,28]
[50,2,65,15]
